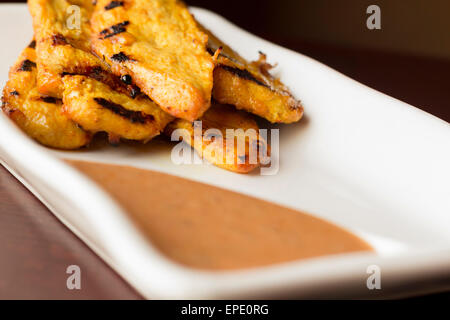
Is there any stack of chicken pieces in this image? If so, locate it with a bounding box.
[1,0,303,173]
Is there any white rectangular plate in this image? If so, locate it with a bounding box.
[1,4,449,299]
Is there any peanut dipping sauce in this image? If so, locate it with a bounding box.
[67,160,373,271]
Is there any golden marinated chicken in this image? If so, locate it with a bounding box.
[203,27,304,124]
[62,75,173,142]
[28,0,139,99]
[28,0,173,143]
[90,0,215,121]
[29,0,97,96]
[165,104,270,173]
[1,43,91,149]
[1,0,304,175]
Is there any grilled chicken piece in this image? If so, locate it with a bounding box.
[90,0,215,121]
[203,27,304,124]
[165,104,270,173]
[62,75,173,142]
[28,0,138,98]
[1,43,91,149]
[29,0,97,96]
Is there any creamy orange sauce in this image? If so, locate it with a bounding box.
[67,160,372,270]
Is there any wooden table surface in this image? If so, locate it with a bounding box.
[1,34,449,300]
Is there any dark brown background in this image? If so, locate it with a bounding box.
[0,0,449,299]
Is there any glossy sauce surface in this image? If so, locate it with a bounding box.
[68,160,373,270]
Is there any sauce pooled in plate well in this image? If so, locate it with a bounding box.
[67,160,373,271]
